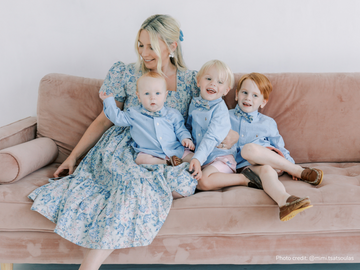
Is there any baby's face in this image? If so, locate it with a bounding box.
[236,79,267,113]
[137,76,168,112]
[197,66,230,101]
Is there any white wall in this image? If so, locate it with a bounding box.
[1,0,360,127]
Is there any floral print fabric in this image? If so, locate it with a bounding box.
[29,62,199,249]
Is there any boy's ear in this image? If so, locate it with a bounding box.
[260,99,268,108]
[234,90,238,101]
[136,91,140,100]
[223,86,231,97]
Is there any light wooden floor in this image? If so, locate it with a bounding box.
[11,264,360,270]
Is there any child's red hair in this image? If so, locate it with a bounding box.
[237,73,272,100]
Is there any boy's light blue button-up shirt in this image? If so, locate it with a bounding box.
[186,97,235,166]
[103,97,192,159]
[229,104,294,169]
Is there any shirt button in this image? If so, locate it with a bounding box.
[157,123,159,126]
[198,134,201,136]
[160,137,162,140]
[241,134,244,137]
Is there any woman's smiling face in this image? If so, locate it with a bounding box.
[138,30,171,72]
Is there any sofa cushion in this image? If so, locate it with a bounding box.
[0,164,58,232]
[36,73,104,164]
[225,73,360,163]
[0,138,58,184]
[1,162,360,237]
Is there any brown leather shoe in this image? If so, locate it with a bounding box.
[300,167,323,185]
[279,195,313,221]
[170,156,183,166]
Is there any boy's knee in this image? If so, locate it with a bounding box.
[135,155,144,165]
[241,143,259,160]
[259,165,277,177]
[196,176,212,191]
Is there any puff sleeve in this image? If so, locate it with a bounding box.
[99,61,127,103]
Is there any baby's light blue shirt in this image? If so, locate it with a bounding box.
[186,96,236,166]
[103,97,191,159]
[229,104,294,169]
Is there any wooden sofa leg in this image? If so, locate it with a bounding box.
[1,263,13,270]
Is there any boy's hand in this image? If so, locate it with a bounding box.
[189,158,202,180]
[217,129,239,149]
[182,138,195,150]
[99,91,114,101]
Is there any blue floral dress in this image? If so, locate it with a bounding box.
[29,62,199,249]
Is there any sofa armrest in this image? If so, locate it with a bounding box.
[0,117,37,151]
[0,137,58,184]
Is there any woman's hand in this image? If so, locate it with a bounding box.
[217,129,239,149]
[53,155,77,178]
[182,138,195,150]
[52,107,120,178]
[52,113,111,178]
[189,158,202,180]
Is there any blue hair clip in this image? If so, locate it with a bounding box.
[179,30,184,42]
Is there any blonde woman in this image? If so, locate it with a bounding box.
[29,14,238,270]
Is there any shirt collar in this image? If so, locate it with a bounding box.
[139,104,167,117]
[234,104,259,120]
[194,96,223,107]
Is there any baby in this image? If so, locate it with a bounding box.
[99,71,194,166]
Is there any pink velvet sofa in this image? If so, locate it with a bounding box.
[1,72,360,269]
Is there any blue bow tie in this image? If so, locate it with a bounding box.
[234,107,253,123]
[194,99,210,110]
[141,108,162,118]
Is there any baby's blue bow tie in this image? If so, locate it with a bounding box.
[141,108,162,118]
[234,107,253,123]
[194,99,210,110]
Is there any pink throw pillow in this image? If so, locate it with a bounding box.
[0,138,58,184]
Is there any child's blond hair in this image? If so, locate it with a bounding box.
[237,73,272,100]
[136,72,167,92]
[196,60,234,89]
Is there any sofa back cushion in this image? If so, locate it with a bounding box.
[37,72,360,164]
[36,73,103,163]
[224,73,360,163]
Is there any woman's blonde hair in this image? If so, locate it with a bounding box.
[237,73,272,100]
[135,14,187,76]
[196,60,234,89]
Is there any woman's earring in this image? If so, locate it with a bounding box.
[169,52,174,58]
